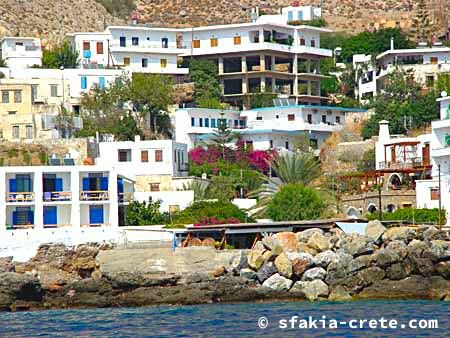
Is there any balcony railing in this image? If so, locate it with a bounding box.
[6,224,34,230]
[6,192,34,203]
[80,191,109,201]
[81,222,111,228]
[378,158,430,170]
[118,192,133,203]
[43,191,72,202]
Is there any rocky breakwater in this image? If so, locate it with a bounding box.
[242,222,450,301]
[0,222,449,311]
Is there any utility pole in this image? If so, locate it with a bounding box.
[438,164,442,229]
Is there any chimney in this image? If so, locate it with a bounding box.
[378,120,390,142]
[134,135,141,142]
[390,37,394,50]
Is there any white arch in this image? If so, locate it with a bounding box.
[346,207,360,219]
[388,173,402,186]
[367,203,377,213]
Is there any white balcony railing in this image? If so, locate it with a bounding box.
[80,191,109,201]
[43,191,72,202]
[6,192,34,203]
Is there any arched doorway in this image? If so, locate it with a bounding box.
[346,207,360,219]
[367,203,377,214]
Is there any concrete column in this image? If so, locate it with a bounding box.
[293,55,298,74]
[272,77,276,92]
[241,56,247,73]
[218,57,224,75]
[271,55,275,71]
[259,54,265,71]
[307,80,312,96]
[259,28,264,43]
[294,75,299,96]
[34,170,44,229]
[0,171,5,231]
[219,78,225,95]
[260,75,266,92]
[242,77,248,94]
[70,170,80,228]
[109,171,119,228]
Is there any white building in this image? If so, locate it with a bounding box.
[0,165,129,230]
[355,44,450,101]
[416,96,450,219]
[0,37,43,68]
[175,104,367,151]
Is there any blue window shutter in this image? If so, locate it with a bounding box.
[288,11,293,21]
[211,118,216,128]
[82,178,90,191]
[199,118,203,127]
[100,177,108,191]
[117,178,124,193]
[99,76,105,89]
[44,206,57,225]
[298,11,303,21]
[191,117,195,126]
[55,178,63,192]
[81,76,87,90]
[28,211,34,225]
[205,118,209,127]
[12,211,17,225]
[9,179,17,192]
[89,205,104,224]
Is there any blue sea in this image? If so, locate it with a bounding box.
[0,300,448,337]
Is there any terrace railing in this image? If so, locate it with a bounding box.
[80,191,109,201]
[43,191,72,202]
[6,192,34,203]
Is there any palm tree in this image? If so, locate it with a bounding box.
[249,151,321,216]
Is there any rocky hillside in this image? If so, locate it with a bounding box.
[0,1,447,45]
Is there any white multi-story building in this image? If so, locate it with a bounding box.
[416,96,450,219]
[67,5,331,107]
[175,104,367,151]
[0,37,43,68]
[355,44,450,101]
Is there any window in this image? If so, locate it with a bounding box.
[199,118,203,127]
[132,37,139,46]
[307,114,312,124]
[83,41,90,51]
[311,39,315,47]
[322,115,326,123]
[161,38,168,48]
[31,85,38,102]
[310,139,318,149]
[193,39,200,48]
[81,76,87,90]
[426,75,434,88]
[336,116,341,124]
[234,36,241,45]
[285,141,289,150]
[141,150,149,162]
[270,140,273,148]
[288,114,295,121]
[150,183,160,192]
[431,188,440,200]
[211,118,216,128]
[210,38,218,47]
[256,116,263,120]
[123,57,130,66]
[118,149,131,162]
[96,42,103,54]
[14,90,22,103]
[300,38,306,46]
[205,118,209,127]
[119,36,126,47]
[430,57,438,65]
[155,150,163,162]
[25,125,33,139]
[98,77,105,89]
[191,117,195,126]
[50,84,58,97]
[160,59,167,68]
[12,125,19,139]
[8,111,16,115]
[287,11,293,21]
[245,141,253,150]
[297,11,304,20]
[2,91,9,103]
[142,58,148,68]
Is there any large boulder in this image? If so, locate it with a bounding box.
[274,253,293,278]
[423,241,450,262]
[239,268,257,281]
[328,285,353,301]
[386,262,411,280]
[314,250,338,268]
[231,251,248,274]
[274,232,299,253]
[296,229,324,243]
[307,232,332,252]
[385,240,408,259]
[261,236,283,255]
[326,252,353,286]
[262,273,293,291]
[291,280,329,301]
[436,261,450,279]
[338,234,376,257]
[373,248,401,268]
[298,243,318,255]
[247,250,265,271]
[0,272,42,307]
[301,267,327,281]
[287,252,314,276]
[365,220,386,243]
[382,227,416,243]
[256,262,277,283]
[0,257,15,273]
[348,255,372,273]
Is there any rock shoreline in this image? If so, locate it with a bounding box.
[0,221,449,311]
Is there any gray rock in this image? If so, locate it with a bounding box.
[386,263,411,280]
[386,240,408,259]
[261,236,283,255]
[365,220,386,243]
[240,268,257,281]
[326,252,353,285]
[338,234,374,257]
[301,267,327,281]
[328,285,352,301]
[422,241,450,262]
[256,262,277,283]
[274,253,293,278]
[287,252,314,267]
[296,228,324,243]
[0,272,42,302]
[231,251,248,274]
[348,255,372,273]
[382,227,416,243]
[314,250,338,268]
[291,280,329,301]
[373,248,400,268]
[407,240,428,258]
[307,232,332,251]
[436,261,450,279]
[262,273,293,291]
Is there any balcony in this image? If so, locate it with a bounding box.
[378,157,430,170]
[109,42,183,54]
[6,192,34,203]
[43,191,72,202]
[80,191,109,201]
[118,192,133,203]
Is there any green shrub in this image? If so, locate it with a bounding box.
[0,158,4,166]
[125,199,170,225]
[266,183,326,221]
[39,151,48,165]
[7,149,17,158]
[172,200,252,225]
[366,208,444,224]
[22,152,31,165]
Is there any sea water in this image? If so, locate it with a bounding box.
[0,300,448,337]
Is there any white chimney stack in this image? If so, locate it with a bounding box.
[390,37,394,50]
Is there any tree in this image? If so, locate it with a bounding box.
[246,92,276,109]
[210,113,238,158]
[114,112,142,141]
[42,42,79,68]
[361,68,438,139]
[125,199,169,225]
[266,183,326,221]
[189,59,222,108]
[0,58,6,67]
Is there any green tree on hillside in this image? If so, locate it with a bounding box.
[189,59,222,108]
[42,42,79,68]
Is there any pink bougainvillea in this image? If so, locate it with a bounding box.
[194,216,243,227]
[247,149,277,173]
[188,146,222,165]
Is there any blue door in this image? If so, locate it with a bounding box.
[89,205,104,225]
[44,206,57,225]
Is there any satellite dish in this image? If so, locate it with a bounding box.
[441,91,447,98]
